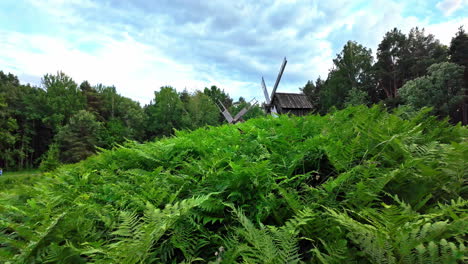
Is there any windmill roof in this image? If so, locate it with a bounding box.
[273,93,313,109]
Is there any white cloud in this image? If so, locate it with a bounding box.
[424,17,468,44]
[0,30,217,104]
[436,0,463,16]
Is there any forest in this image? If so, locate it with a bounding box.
[1,26,467,171]
[0,26,467,263]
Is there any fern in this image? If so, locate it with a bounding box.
[106,195,210,263]
[222,208,301,264]
[1,106,466,263]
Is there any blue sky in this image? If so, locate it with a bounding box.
[1,0,467,104]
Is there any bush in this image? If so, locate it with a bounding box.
[38,143,60,172]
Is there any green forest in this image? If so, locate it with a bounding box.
[0,26,467,263]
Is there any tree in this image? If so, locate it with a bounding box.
[376,27,448,102]
[319,41,375,112]
[345,87,369,107]
[301,77,323,112]
[449,26,468,70]
[38,143,60,172]
[93,84,145,140]
[0,94,18,169]
[179,88,191,104]
[185,91,219,129]
[449,26,468,124]
[98,119,130,148]
[145,86,187,138]
[375,28,407,99]
[203,85,233,110]
[41,72,86,132]
[55,110,102,163]
[0,72,45,169]
[80,81,105,120]
[399,62,465,122]
[405,27,448,79]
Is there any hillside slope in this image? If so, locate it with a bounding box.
[1,106,466,263]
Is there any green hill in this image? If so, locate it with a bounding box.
[1,106,466,263]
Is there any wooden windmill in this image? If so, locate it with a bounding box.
[261,57,313,116]
[216,98,258,124]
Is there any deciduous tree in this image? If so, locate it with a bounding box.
[399,62,465,122]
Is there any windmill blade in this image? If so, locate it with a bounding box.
[270,57,287,100]
[233,107,248,122]
[249,98,258,107]
[217,100,234,123]
[233,98,258,122]
[261,77,270,104]
[222,110,234,123]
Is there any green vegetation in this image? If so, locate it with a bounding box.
[0,73,262,170]
[0,170,41,191]
[1,26,466,170]
[302,26,467,124]
[0,106,466,263]
[0,25,466,262]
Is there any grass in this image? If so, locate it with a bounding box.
[0,169,41,177]
[0,169,42,190]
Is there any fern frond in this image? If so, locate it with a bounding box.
[106,195,210,263]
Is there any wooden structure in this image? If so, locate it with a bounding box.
[270,92,313,116]
[262,57,313,116]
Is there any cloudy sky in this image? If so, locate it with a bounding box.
[1,0,467,105]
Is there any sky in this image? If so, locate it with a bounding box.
[1,0,467,105]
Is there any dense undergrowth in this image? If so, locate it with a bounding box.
[0,106,466,263]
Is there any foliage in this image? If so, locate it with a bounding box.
[184,91,219,129]
[203,85,234,123]
[38,144,60,172]
[345,87,369,107]
[406,27,448,79]
[0,94,19,169]
[449,26,468,125]
[399,62,465,121]
[449,26,468,69]
[0,71,147,170]
[375,28,407,99]
[0,106,466,263]
[55,110,102,163]
[145,86,187,138]
[41,72,86,132]
[203,85,233,109]
[1,25,466,170]
[301,78,322,112]
[319,41,375,112]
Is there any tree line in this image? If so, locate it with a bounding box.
[301,26,467,124]
[0,73,263,170]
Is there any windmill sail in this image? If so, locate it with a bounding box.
[222,109,234,123]
[233,99,258,122]
[260,57,287,115]
[261,77,270,105]
[233,107,248,121]
[270,57,287,100]
[217,100,234,123]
